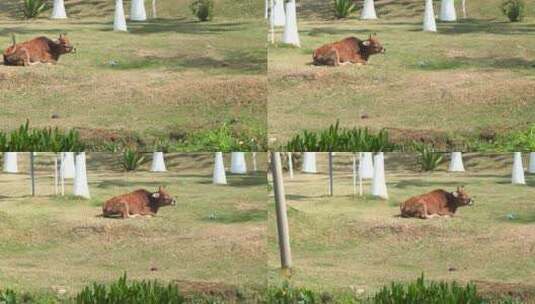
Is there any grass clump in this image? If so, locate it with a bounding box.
[501,0,525,22]
[21,0,47,19]
[414,143,444,172]
[334,0,356,19]
[121,149,145,171]
[286,121,396,152]
[190,0,214,21]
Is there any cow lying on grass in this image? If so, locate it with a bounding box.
[312,33,385,66]
[3,33,75,66]
[400,186,473,219]
[102,186,176,219]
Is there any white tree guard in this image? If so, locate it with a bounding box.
[114,0,128,32]
[213,152,227,185]
[50,0,67,19]
[372,153,388,199]
[150,152,167,172]
[73,153,90,198]
[131,0,147,21]
[511,152,525,185]
[361,0,378,20]
[448,152,465,172]
[301,152,317,173]
[358,152,374,179]
[62,152,75,179]
[271,0,286,27]
[528,152,535,174]
[282,0,300,47]
[231,152,247,174]
[440,0,457,21]
[3,152,18,173]
[423,0,437,32]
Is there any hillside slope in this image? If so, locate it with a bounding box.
[0,0,262,20]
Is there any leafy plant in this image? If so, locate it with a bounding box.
[286,121,396,152]
[414,143,443,172]
[122,149,145,171]
[0,289,18,304]
[76,273,184,304]
[21,0,47,19]
[265,281,323,304]
[501,0,525,22]
[190,0,214,21]
[334,0,356,18]
[373,274,484,304]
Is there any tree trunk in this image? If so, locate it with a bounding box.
[152,0,157,18]
[462,0,467,18]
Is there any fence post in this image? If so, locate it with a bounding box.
[271,152,292,270]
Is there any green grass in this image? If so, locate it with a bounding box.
[0,153,267,298]
[268,153,535,301]
[268,0,535,148]
[0,0,266,151]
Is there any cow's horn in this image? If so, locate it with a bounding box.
[11,34,16,46]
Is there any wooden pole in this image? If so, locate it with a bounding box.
[352,153,357,196]
[54,154,58,195]
[271,152,292,270]
[288,152,293,179]
[328,152,333,196]
[60,153,65,196]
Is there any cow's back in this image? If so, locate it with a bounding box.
[313,37,362,64]
[401,189,449,217]
[103,189,152,215]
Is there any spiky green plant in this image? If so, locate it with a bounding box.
[122,149,145,171]
[414,143,444,172]
[334,0,356,18]
[190,0,214,21]
[21,0,47,19]
[501,0,525,22]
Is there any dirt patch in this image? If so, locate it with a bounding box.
[475,280,535,303]
[76,127,144,146]
[173,279,241,301]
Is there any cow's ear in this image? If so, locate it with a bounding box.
[152,192,160,198]
[363,40,371,46]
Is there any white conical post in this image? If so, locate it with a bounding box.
[3,152,18,173]
[440,0,456,21]
[114,0,128,32]
[213,152,227,185]
[282,0,300,47]
[512,152,525,185]
[448,152,465,172]
[131,0,147,21]
[62,152,75,179]
[301,152,317,173]
[271,0,286,27]
[73,153,90,199]
[361,0,377,20]
[230,152,247,174]
[359,152,374,179]
[150,152,167,172]
[371,153,388,199]
[50,0,67,19]
[528,152,535,174]
[423,0,437,32]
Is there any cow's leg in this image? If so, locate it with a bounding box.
[118,202,130,219]
[323,49,339,66]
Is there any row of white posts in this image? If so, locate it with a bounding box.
[285,152,535,198]
[266,0,463,47]
[2,152,257,199]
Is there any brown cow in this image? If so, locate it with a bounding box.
[102,186,176,219]
[400,186,473,219]
[3,33,75,66]
[312,33,385,66]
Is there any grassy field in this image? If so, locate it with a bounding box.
[268,0,535,148]
[268,153,535,301]
[0,152,267,300]
[0,0,266,150]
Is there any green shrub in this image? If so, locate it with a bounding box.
[122,149,145,171]
[0,120,84,152]
[414,143,443,172]
[0,289,18,304]
[334,0,356,18]
[21,0,47,19]
[76,274,184,304]
[286,121,396,152]
[190,0,214,21]
[501,0,525,22]
[373,274,483,304]
[265,282,325,304]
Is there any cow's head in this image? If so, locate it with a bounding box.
[151,186,177,207]
[57,33,75,54]
[362,33,385,55]
[452,186,473,207]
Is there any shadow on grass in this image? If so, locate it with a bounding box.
[394,179,464,189]
[438,19,535,35]
[201,208,266,224]
[410,56,535,71]
[94,179,173,189]
[119,19,248,35]
[496,212,535,224]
